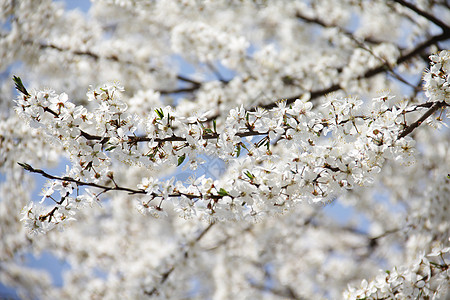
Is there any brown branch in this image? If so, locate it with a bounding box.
[18,73,447,148]
[17,162,143,194]
[391,0,450,33]
[296,13,418,91]
[18,97,448,216]
[195,222,215,242]
[258,32,450,111]
[208,14,449,119]
[175,74,201,86]
[398,101,448,139]
[295,12,387,45]
[17,164,222,235]
[250,282,305,300]
[393,32,449,65]
[17,162,227,202]
[50,96,449,151]
[78,128,268,144]
[157,85,201,95]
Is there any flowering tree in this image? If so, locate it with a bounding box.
[1,0,449,299]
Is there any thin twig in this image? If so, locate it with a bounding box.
[17,163,229,203]
[17,162,143,194]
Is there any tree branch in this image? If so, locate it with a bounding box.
[157,85,201,95]
[259,32,450,111]
[17,162,226,201]
[250,281,305,300]
[295,11,387,45]
[391,0,450,33]
[32,40,202,93]
[78,128,268,144]
[144,222,214,296]
[398,101,448,139]
[17,162,143,194]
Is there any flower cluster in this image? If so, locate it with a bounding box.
[423,50,450,105]
[171,21,249,67]
[344,246,450,299]
[19,200,76,235]
[15,66,443,232]
[2,0,450,298]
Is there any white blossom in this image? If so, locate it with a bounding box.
[0,1,449,299]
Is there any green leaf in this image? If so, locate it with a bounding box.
[105,146,117,151]
[244,171,254,180]
[177,153,186,166]
[213,120,217,133]
[218,188,229,196]
[13,76,30,96]
[155,108,164,119]
[236,144,241,157]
